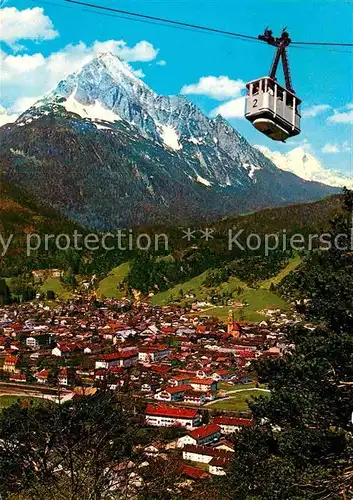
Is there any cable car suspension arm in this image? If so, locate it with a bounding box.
[259,28,295,93]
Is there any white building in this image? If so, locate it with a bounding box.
[182,444,233,465]
[138,347,169,363]
[189,377,218,392]
[95,349,138,370]
[177,423,221,448]
[145,404,201,429]
[26,336,38,348]
[212,416,253,434]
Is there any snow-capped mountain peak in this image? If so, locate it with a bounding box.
[97,52,147,85]
[255,145,353,189]
[20,52,272,186]
[1,51,338,229]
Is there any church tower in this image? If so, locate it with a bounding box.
[227,309,243,339]
[227,310,234,335]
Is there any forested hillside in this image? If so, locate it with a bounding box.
[0,192,347,305]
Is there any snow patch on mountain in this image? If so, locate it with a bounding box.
[63,94,121,123]
[97,52,148,88]
[243,163,261,180]
[255,145,353,189]
[196,174,212,186]
[158,124,182,151]
[188,137,203,145]
[95,123,113,131]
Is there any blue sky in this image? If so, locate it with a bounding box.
[1,0,352,175]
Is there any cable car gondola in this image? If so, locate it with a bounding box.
[245,28,301,142]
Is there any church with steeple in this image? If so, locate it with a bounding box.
[227,310,244,339]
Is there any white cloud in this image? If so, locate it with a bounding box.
[301,102,353,125]
[0,39,159,108]
[302,104,331,118]
[181,76,245,101]
[327,103,353,124]
[156,60,166,66]
[322,141,351,154]
[1,52,46,83]
[132,68,145,78]
[0,104,17,126]
[322,143,339,154]
[11,96,42,113]
[0,7,58,46]
[210,96,246,119]
[92,40,158,62]
[0,96,43,127]
[282,138,312,151]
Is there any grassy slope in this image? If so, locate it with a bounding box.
[204,289,288,322]
[259,254,302,290]
[97,262,130,298]
[215,276,248,295]
[40,278,73,300]
[2,276,73,300]
[150,274,248,307]
[150,265,288,321]
[148,196,345,318]
[0,395,42,410]
[207,389,270,411]
[150,271,210,306]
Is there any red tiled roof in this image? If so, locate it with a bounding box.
[146,404,199,419]
[209,456,231,467]
[169,374,190,381]
[150,365,170,373]
[9,323,22,330]
[214,439,234,450]
[109,366,124,373]
[4,355,18,364]
[213,416,253,427]
[214,369,229,375]
[188,423,221,440]
[184,390,206,397]
[238,351,256,358]
[161,327,176,333]
[108,322,129,329]
[189,377,216,385]
[164,384,192,394]
[101,350,138,361]
[55,344,73,352]
[9,373,26,380]
[180,464,209,479]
